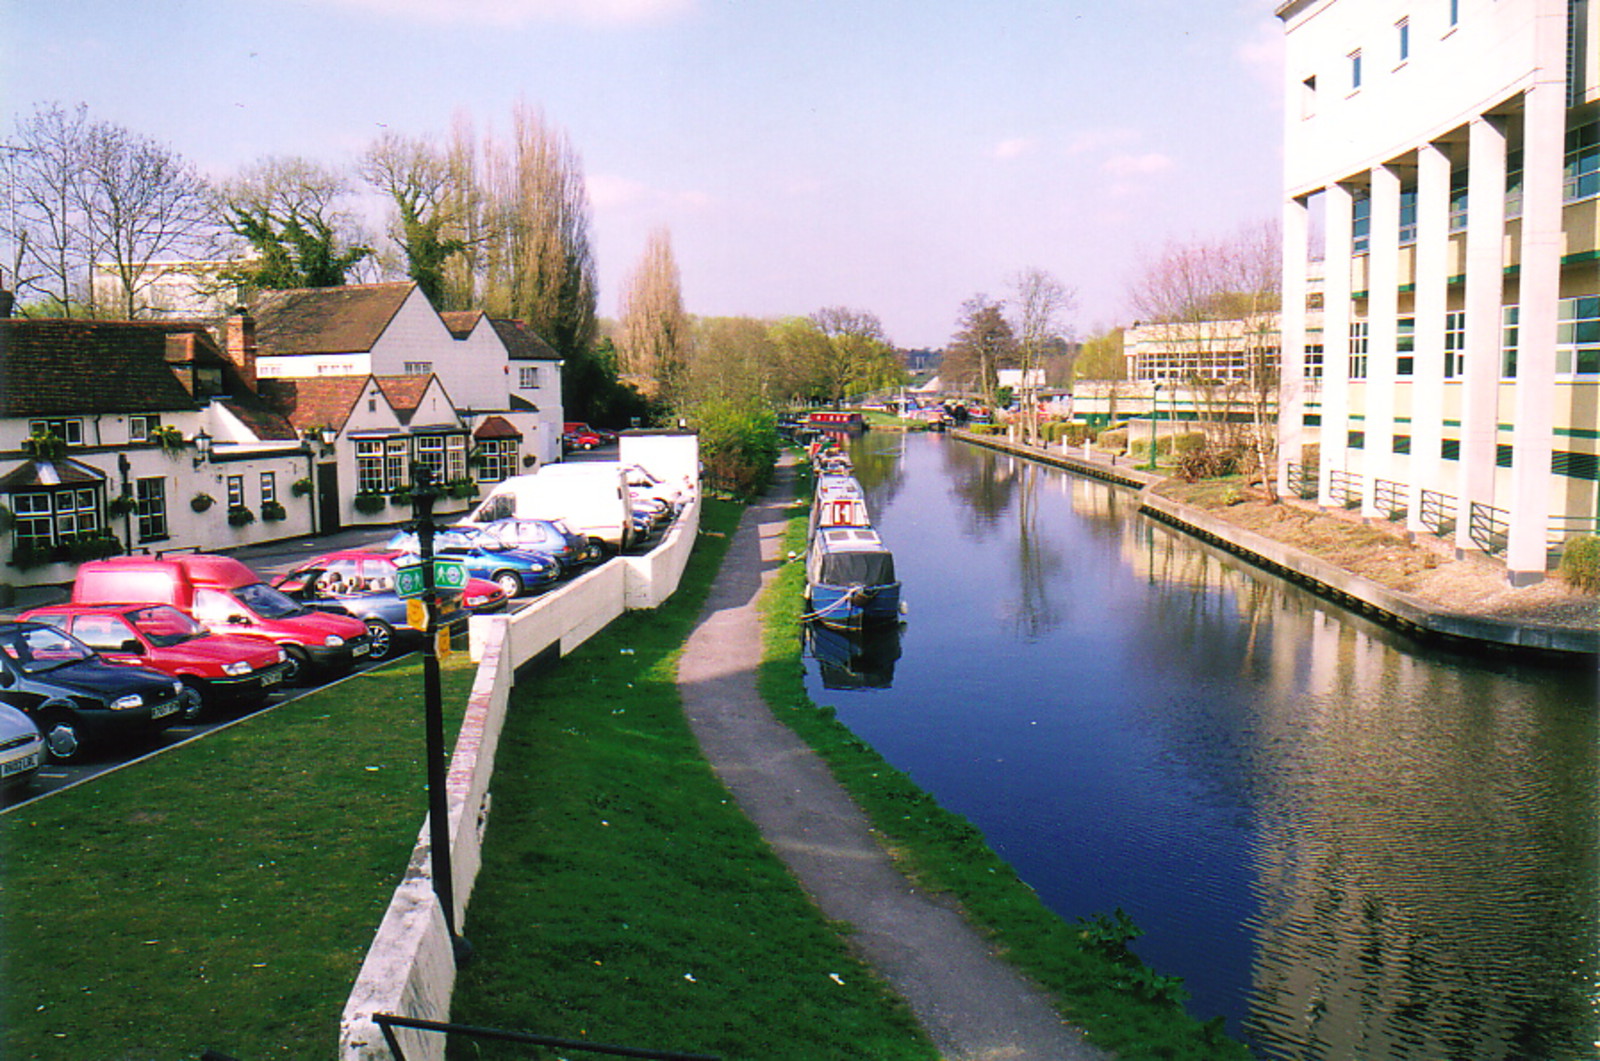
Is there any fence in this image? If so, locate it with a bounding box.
[1468,501,1509,555]
[1419,490,1457,538]
[1327,469,1363,510]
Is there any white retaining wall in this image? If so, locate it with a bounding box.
[338,495,702,1061]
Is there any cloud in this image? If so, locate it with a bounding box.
[990,137,1036,161]
[589,172,710,212]
[1065,127,1140,156]
[1103,152,1173,177]
[315,0,695,28]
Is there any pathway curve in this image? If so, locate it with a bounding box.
[677,463,1108,1061]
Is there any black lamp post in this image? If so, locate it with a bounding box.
[410,465,470,963]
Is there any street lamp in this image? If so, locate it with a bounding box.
[192,429,212,468]
[1144,383,1161,472]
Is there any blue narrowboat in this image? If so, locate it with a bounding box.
[804,524,901,631]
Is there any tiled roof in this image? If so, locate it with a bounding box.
[249,282,416,356]
[373,375,431,415]
[256,376,370,433]
[220,398,299,442]
[0,457,107,490]
[488,318,559,361]
[0,319,219,417]
[473,415,521,440]
[439,310,483,339]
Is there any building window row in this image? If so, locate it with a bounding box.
[355,434,470,494]
[1556,296,1600,375]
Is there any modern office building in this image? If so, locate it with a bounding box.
[1276,0,1598,584]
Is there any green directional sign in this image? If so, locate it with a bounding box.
[394,560,470,598]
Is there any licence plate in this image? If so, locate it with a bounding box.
[352,643,370,657]
[152,700,179,719]
[261,669,283,687]
[1,752,38,777]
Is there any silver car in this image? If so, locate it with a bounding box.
[0,703,44,793]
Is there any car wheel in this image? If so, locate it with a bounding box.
[178,680,205,720]
[282,645,311,686]
[494,571,524,597]
[364,619,395,662]
[38,702,83,763]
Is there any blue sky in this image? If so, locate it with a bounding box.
[3,0,1284,349]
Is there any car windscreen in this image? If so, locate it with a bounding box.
[0,625,96,673]
[127,605,206,647]
[232,582,309,619]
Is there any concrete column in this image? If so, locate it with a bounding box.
[1279,194,1310,495]
[1409,139,1452,533]
[1505,79,1565,583]
[1456,113,1507,556]
[1319,183,1355,509]
[1366,163,1403,517]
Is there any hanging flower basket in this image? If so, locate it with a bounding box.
[261,500,287,522]
[227,504,256,527]
[149,425,186,457]
[290,477,313,498]
[191,492,216,513]
[107,494,136,519]
[21,430,66,461]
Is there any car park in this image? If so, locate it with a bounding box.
[272,549,509,660]
[464,463,637,555]
[73,555,371,684]
[384,529,562,598]
[19,603,289,717]
[0,704,43,792]
[0,620,186,762]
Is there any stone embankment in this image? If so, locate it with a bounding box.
[954,429,1599,661]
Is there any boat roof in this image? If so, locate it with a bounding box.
[817,526,888,552]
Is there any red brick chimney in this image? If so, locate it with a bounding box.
[224,306,257,391]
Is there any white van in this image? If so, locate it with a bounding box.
[463,463,635,554]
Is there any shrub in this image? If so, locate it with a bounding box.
[388,486,413,506]
[1174,445,1246,483]
[227,504,256,527]
[1559,536,1600,592]
[0,503,12,535]
[687,399,778,499]
[66,532,122,561]
[260,500,287,522]
[445,478,478,500]
[353,492,386,515]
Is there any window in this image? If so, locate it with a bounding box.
[128,415,160,443]
[27,418,84,446]
[1442,438,1461,460]
[135,476,167,542]
[11,493,54,547]
[1505,148,1524,218]
[1397,317,1415,375]
[1304,340,1325,380]
[1448,167,1469,232]
[447,436,467,482]
[1399,187,1418,244]
[1397,18,1410,62]
[260,472,276,505]
[1348,430,1366,449]
[403,361,433,376]
[1564,121,1599,201]
[226,475,244,508]
[1393,434,1412,454]
[1349,321,1370,378]
[1449,0,1459,27]
[1352,189,1371,254]
[1349,49,1363,90]
[1501,305,1519,377]
[356,440,385,494]
[519,366,540,389]
[10,487,106,548]
[414,435,447,482]
[1301,76,1318,119]
[1445,310,1466,378]
[1556,296,1600,375]
[475,438,517,483]
[385,438,408,490]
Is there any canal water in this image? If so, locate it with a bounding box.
[803,431,1599,1060]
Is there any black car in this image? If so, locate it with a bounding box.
[0,620,187,762]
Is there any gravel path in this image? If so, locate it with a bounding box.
[677,465,1108,1061]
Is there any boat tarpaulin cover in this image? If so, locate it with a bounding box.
[818,549,896,587]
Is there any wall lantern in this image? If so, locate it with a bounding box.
[192,429,213,468]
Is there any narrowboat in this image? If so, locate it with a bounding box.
[805,524,901,631]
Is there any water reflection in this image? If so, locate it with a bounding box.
[802,433,1600,1060]
[804,620,904,690]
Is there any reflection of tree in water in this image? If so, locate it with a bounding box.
[1004,461,1065,639]
[845,434,907,518]
[941,440,1018,539]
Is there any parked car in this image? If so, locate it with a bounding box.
[465,518,600,574]
[19,603,289,716]
[624,462,692,511]
[463,463,637,555]
[73,555,371,684]
[383,530,562,598]
[562,422,603,451]
[272,549,509,661]
[0,703,44,793]
[0,620,186,762]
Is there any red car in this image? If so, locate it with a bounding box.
[562,422,603,451]
[20,603,290,718]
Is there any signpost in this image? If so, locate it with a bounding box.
[394,559,468,598]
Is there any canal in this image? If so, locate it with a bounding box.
[803,431,1599,1060]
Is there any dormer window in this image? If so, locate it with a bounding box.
[28,418,84,446]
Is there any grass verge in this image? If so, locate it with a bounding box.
[0,654,479,1060]
[447,497,937,1061]
[757,470,1253,1061]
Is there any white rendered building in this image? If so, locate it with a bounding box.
[1276,0,1599,584]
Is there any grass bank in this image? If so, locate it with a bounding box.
[448,497,937,1060]
[757,472,1252,1060]
[0,654,479,1060]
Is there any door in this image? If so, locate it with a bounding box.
[317,462,341,534]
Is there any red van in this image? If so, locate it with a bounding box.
[73,555,370,684]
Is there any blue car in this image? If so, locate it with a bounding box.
[386,529,562,598]
[465,518,600,574]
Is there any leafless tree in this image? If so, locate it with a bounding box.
[6,103,93,313]
[618,226,688,401]
[943,295,1016,409]
[1007,267,1075,444]
[361,131,474,307]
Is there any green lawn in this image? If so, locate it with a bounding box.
[0,655,478,1061]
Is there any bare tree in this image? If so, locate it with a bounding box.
[80,122,212,318]
[7,102,93,313]
[360,131,470,306]
[808,306,904,407]
[943,295,1017,409]
[214,156,370,290]
[618,226,688,401]
[1007,268,1075,444]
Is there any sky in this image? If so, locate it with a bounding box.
[2,0,1286,350]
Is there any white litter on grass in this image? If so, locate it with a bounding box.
[828,973,845,985]
[619,648,635,655]
[683,973,696,983]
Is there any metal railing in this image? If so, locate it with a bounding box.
[1327,469,1363,510]
[1419,490,1456,538]
[374,1014,722,1061]
[1373,479,1407,522]
[1548,514,1600,549]
[1283,460,1319,500]
[1468,502,1509,555]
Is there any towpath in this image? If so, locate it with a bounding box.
[677,462,1108,1061]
